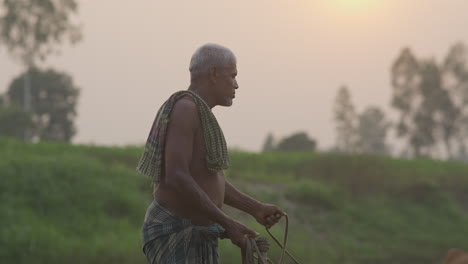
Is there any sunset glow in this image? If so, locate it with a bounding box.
[328,0,381,14]
[323,0,384,21]
[336,0,375,8]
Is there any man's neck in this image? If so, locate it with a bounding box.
[188,84,216,109]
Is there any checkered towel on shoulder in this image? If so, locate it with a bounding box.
[136,90,230,184]
[142,200,226,264]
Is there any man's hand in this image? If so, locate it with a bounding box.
[253,203,285,229]
[224,219,258,249]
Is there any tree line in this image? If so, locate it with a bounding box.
[263,42,468,162]
[333,42,468,161]
[2,1,467,159]
[0,0,81,142]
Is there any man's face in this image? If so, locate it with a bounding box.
[214,63,238,107]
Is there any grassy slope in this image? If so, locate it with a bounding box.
[1,137,468,264]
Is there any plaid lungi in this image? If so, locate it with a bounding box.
[142,200,226,264]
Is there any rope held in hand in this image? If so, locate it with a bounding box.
[243,214,300,264]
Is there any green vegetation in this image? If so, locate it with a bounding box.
[1,137,468,264]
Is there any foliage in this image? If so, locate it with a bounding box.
[285,180,341,209]
[333,87,391,155]
[275,131,316,152]
[0,0,82,66]
[0,0,83,143]
[333,85,358,153]
[391,43,468,159]
[356,106,390,155]
[261,132,275,152]
[261,132,316,152]
[6,68,80,142]
[0,104,33,139]
[443,43,468,160]
[1,138,468,264]
[0,138,149,264]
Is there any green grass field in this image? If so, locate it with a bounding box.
[1,137,468,264]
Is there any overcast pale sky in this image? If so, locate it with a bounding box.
[1,0,468,151]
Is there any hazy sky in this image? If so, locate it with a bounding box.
[1,0,468,151]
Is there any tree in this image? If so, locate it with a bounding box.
[276,132,316,152]
[0,0,81,65]
[356,106,390,155]
[333,85,358,153]
[0,0,82,140]
[391,45,468,159]
[420,60,459,158]
[262,133,275,152]
[7,68,79,142]
[0,104,33,139]
[443,42,468,160]
[391,48,425,157]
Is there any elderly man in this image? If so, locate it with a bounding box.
[137,43,284,264]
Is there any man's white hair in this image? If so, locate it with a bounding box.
[189,43,236,80]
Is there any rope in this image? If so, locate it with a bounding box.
[244,237,272,264]
[242,214,300,264]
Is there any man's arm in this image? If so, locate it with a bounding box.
[224,180,262,215]
[164,98,256,248]
[224,180,285,228]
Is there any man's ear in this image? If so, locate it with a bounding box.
[209,67,217,84]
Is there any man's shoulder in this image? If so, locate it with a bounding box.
[169,95,200,127]
[172,95,198,115]
[173,95,197,111]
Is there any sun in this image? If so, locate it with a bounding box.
[328,0,381,17]
[336,0,375,9]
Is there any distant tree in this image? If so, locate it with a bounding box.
[391,48,424,157]
[333,85,358,153]
[456,145,468,162]
[276,132,316,152]
[391,45,468,159]
[443,42,468,160]
[420,60,459,158]
[0,0,81,65]
[0,105,33,139]
[7,68,79,142]
[0,0,82,141]
[262,133,275,152]
[356,106,390,155]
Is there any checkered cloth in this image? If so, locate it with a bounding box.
[142,200,226,264]
[136,90,230,184]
